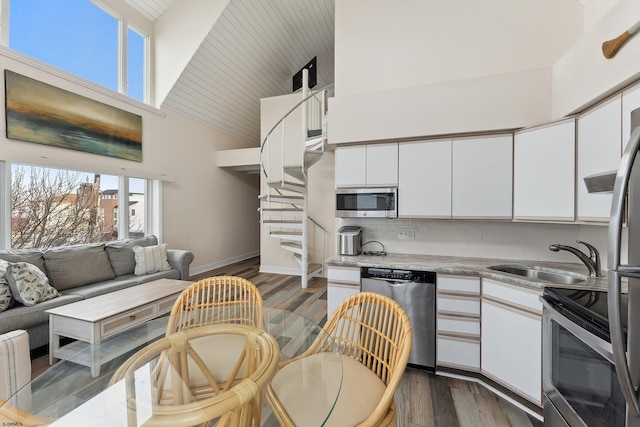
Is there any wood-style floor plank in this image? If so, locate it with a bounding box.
[30,256,542,426]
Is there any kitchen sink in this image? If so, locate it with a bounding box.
[487,264,587,285]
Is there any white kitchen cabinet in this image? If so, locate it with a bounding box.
[327,265,360,317]
[437,275,481,371]
[335,143,398,188]
[577,95,621,221]
[398,139,452,218]
[366,143,398,187]
[513,119,576,221]
[335,145,366,187]
[452,134,513,219]
[481,278,542,406]
[623,81,640,149]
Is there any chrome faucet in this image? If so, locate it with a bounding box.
[549,240,601,277]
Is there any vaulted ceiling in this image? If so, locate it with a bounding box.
[124,0,335,144]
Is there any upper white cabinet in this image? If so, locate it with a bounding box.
[398,139,452,218]
[335,143,398,188]
[452,135,513,219]
[335,145,366,187]
[514,119,576,221]
[577,95,621,221]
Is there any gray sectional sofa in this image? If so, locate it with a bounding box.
[0,235,194,349]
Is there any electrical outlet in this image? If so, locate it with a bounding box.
[397,228,414,240]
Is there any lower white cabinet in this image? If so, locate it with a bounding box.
[327,265,360,317]
[437,275,481,371]
[481,278,543,406]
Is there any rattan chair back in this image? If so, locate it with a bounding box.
[166,276,263,334]
[110,323,279,427]
[268,291,413,426]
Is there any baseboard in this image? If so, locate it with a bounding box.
[189,251,260,276]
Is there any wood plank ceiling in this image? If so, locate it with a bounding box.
[125,0,335,144]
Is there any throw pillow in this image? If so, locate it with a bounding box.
[106,235,159,276]
[133,244,171,275]
[6,262,60,307]
[0,260,13,313]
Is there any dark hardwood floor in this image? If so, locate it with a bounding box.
[31,256,543,426]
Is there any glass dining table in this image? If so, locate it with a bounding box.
[0,307,342,426]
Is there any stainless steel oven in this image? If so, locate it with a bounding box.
[335,188,397,218]
[542,288,627,426]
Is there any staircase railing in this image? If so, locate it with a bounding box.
[259,83,333,185]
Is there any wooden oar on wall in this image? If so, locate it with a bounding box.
[602,19,640,59]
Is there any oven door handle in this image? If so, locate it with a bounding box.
[608,126,640,418]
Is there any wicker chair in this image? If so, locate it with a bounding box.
[166,276,263,334]
[266,292,413,427]
[110,323,279,427]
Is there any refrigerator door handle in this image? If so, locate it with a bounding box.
[608,127,640,417]
[609,270,640,416]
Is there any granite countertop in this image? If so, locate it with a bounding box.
[327,253,614,292]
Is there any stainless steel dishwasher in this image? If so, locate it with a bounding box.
[360,267,436,370]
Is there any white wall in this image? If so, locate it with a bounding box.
[0,51,260,274]
[335,0,582,96]
[330,0,583,143]
[553,0,640,117]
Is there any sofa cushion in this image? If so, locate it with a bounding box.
[106,235,158,276]
[6,262,60,307]
[44,244,115,291]
[0,260,13,313]
[0,249,46,275]
[134,244,171,275]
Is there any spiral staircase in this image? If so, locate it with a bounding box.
[259,71,331,288]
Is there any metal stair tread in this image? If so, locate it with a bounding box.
[267,180,306,193]
[260,207,304,214]
[263,220,303,229]
[280,242,303,255]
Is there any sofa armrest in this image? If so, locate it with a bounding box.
[0,330,30,401]
[167,249,194,280]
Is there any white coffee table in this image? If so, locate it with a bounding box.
[46,278,192,377]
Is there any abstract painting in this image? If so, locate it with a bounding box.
[5,70,142,161]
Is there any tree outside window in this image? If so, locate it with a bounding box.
[10,164,145,249]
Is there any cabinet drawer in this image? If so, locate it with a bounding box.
[482,278,542,313]
[158,294,180,315]
[438,275,480,294]
[437,294,480,316]
[437,315,480,336]
[437,335,480,371]
[327,266,360,284]
[102,304,157,338]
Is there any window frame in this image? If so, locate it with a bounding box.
[2,0,151,104]
[1,160,160,249]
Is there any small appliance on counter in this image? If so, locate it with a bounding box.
[337,226,362,255]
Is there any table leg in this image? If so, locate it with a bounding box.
[49,315,58,365]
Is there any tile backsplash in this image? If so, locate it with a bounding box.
[339,218,625,268]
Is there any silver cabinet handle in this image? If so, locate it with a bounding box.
[608,126,640,417]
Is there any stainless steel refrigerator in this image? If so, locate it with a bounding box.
[609,120,640,427]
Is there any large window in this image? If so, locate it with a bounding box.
[9,164,151,249]
[8,0,149,102]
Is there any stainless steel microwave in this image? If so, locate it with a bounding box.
[335,188,397,218]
